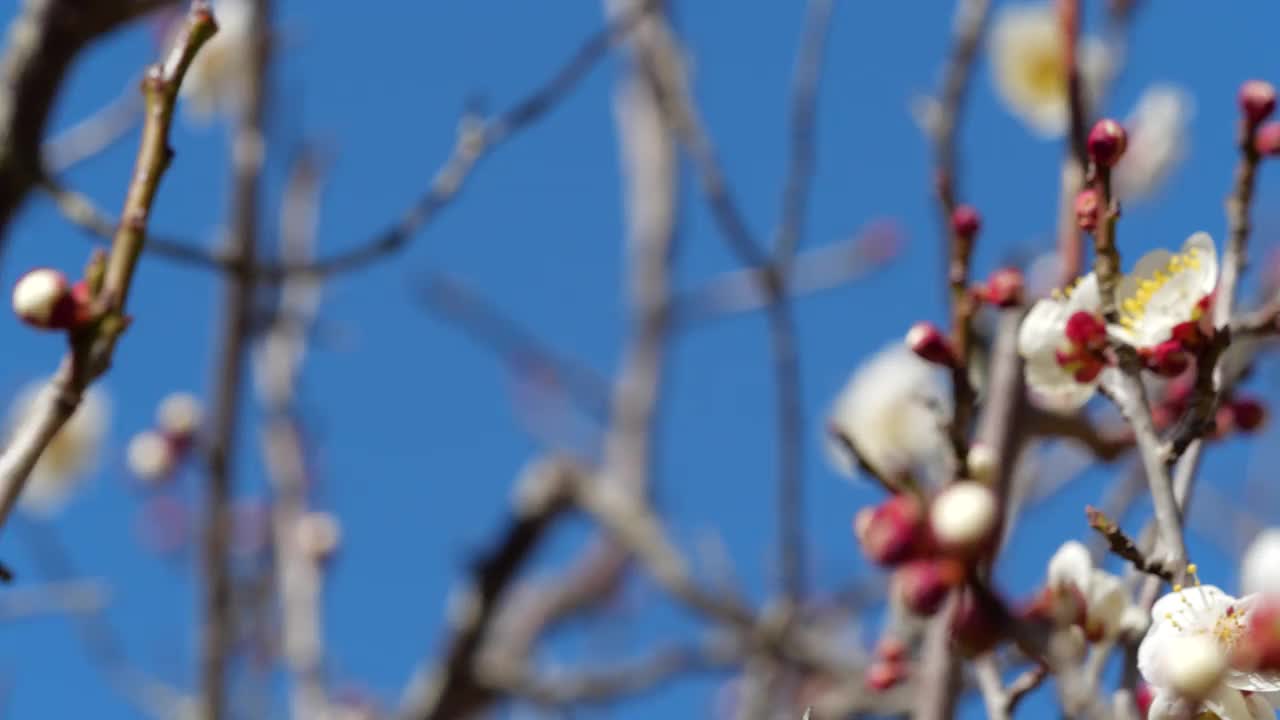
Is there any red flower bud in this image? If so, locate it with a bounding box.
[1074,188,1101,232]
[1230,396,1267,433]
[905,321,958,367]
[855,494,928,566]
[1256,122,1280,156]
[981,267,1024,308]
[1141,340,1190,378]
[12,268,77,330]
[1087,119,1128,168]
[1240,80,1278,126]
[1064,311,1108,351]
[950,588,1005,657]
[896,558,965,616]
[865,660,909,691]
[951,204,981,239]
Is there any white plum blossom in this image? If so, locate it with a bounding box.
[1140,584,1280,719]
[1113,85,1195,202]
[1047,540,1145,640]
[826,343,951,485]
[1241,529,1280,597]
[5,381,108,515]
[181,0,254,122]
[1017,272,1105,411]
[989,2,1110,137]
[1112,232,1218,349]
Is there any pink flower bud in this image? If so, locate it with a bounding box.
[981,268,1024,308]
[950,589,1005,657]
[865,660,909,691]
[12,268,76,329]
[896,557,964,616]
[1230,396,1267,433]
[905,321,957,367]
[1255,122,1280,156]
[1140,340,1190,378]
[1074,188,1101,232]
[950,205,981,239]
[1087,119,1127,168]
[875,635,908,663]
[1240,80,1278,126]
[1235,597,1280,671]
[855,494,928,566]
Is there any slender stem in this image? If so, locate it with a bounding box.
[199,1,268,717]
[0,2,215,538]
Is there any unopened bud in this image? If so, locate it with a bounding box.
[126,431,175,483]
[1240,80,1277,126]
[950,589,1004,657]
[1087,119,1127,168]
[1256,122,1280,156]
[1234,598,1280,671]
[1140,340,1190,378]
[896,558,964,616]
[965,443,997,484]
[905,321,957,367]
[295,511,342,563]
[12,268,75,329]
[950,205,981,239]
[981,268,1024,308]
[855,494,927,566]
[1165,634,1226,700]
[1074,188,1101,232]
[157,392,203,441]
[865,660,908,691]
[1230,396,1267,433]
[930,481,998,554]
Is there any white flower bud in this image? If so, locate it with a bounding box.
[126,431,174,483]
[1165,634,1226,700]
[966,443,997,483]
[157,392,203,439]
[12,268,70,328]
[930,481,998,552]
[295,511,341,562]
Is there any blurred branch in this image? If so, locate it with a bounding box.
[199,0,270,716]
[0,4,215,542]
[41,79,142,173]
[48,1,658,282]
[1025,406,1133,461]
[255,150,330,719]
[0,578,107,620]
[0,0,178,258]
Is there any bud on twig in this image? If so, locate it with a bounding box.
[980,268,1024,308]
[158,392,204,442]
[950,204,981,239]
[127,431,176,484]
[1074,188,1100,231]
[929,481,998,555]
[855,494,928,566]
[896,557,964,616]
[295,511,342,563]
[12,268,78,330]
[1229,396,1267,433]
[906,321,958,367]
[1240,80,1277,127]
[1256,122,1280,156]
[966,443,997,484]
[1087,119,1127,168]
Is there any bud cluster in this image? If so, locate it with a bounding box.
[126,392,205,486]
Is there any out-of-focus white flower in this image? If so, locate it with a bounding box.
[1017,272,1105,411]
[1047,540,1144,639]
[1140,584,1280,719]
[826,343,951,485]
[1242,529,1280,597]
[181,0,254,122]
[5,382,109,515]
[1113,85,1195,202]
[157,392,203,440]
[989,2,1110,137]
[126,430,174,483]
[930,481,997,553]
[1112,232,1217,349]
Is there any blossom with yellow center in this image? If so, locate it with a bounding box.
[1112,232,1218,349]
[989,2,1111,137]
[5,381,109,515]
[1140,576,1280,720]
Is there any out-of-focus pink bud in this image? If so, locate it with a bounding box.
[896,557,965,616]
[905,321,958,368]
[855,494,928,567]
[865,660,909,691]
[1229,396,1267,433]
[950,589,1005,657]
[1087,119,1128,168]
[951,205,981,240]
[1240,80,1278,126]
[1234,597,1280,672]
[1256,122,1280,156]
[981,268,1024,308]
[1075,188,1101,232]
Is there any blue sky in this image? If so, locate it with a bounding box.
[2,1,1280,718]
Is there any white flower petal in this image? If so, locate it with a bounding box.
[1241,529,1280,596]
[1047,540,1092,589]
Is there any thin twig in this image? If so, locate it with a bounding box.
[47,1,659,283]
[1086,506,1172,581]
[41,79,142,173]
[199,0,269,716]
[0,2,215,540]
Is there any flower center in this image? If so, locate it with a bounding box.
[1022,49,1065,100]
[1118,244,1206,330]
[1163,565,1248,651]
